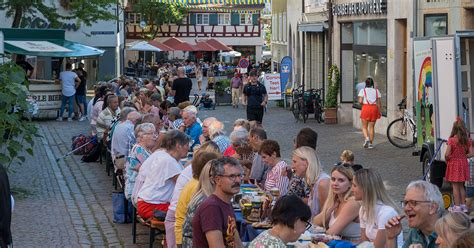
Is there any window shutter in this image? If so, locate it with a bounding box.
[209,13,218,25]
[231,12,240,26]
[252,13,259,25]
[189,13,196,25]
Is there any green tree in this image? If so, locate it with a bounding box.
[0,62,39,169]
[133,0,187,39]
[0,0,117,28]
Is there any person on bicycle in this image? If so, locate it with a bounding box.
[358,77,381,149]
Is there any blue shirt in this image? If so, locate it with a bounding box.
[403,228,438,248]
[185,122,202,150]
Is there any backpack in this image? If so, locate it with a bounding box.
[81,143,101,163]
[71,134,94,155]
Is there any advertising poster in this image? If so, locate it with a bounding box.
[263,74,282,101]
[414,39,434,148]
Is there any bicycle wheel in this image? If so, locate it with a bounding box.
[291,101,300,121]
[387,118,416,148]
[314,104,322,123]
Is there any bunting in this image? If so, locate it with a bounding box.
[151,0,270,4]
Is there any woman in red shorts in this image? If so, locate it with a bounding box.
[358,77,381,149]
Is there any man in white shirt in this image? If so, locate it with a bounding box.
[57,63,80,121]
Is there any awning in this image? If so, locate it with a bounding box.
[206,39,232,51]
[193,41,219,51]
[162,37,195,51]
[148,40,174,51]
[127,41,165,52]
[0,28,104,57]
[298,23,325,33]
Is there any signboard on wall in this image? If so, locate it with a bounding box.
[263,74,282,100]
[332,0,387,16]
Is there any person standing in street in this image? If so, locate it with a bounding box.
[358,77,381,149]
[231,72,242,108]
[57,63,80,121]
[196,64,203,92]
[243,70,268,124]
[192,157,244,248]
[171,67,192,105]
[75,63,88,121]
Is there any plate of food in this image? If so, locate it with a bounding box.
[251,221,272,229]
[311,233,341,243]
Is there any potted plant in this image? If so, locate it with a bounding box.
[324,65,340,124]
[225,68,235,79]
[214,79,232,105]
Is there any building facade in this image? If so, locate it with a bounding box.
[126,6,265,63]
[0,2,125,83]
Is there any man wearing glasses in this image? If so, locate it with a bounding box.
[192,157,244,248]
[385,180,444,248]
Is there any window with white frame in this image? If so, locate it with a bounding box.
[196,13,209,25]
[128,13,136,24]
[218,13,230,25]
[240,13,252,25]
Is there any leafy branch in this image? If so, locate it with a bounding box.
[325,64,340,108]
[0,61,39,169]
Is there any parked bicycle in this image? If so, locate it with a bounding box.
[387,97,417,148]
[291,86,324,123]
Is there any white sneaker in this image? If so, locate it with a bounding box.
[363,139,370,148]
[368,143,374,149]
[67,118,73,122]
[79,116,86,122]
[56,117,63,122]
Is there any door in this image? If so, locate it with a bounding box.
[432,37,457,161]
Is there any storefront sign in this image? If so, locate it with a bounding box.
[30,92,62,109]
[264,74,282,101]
[22,16,79,32]
[4,41,72,52]
[332,0,387,16]
[280,56,292,92]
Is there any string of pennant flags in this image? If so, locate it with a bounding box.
[153,0,270,4]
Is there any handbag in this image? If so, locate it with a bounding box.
[112,191,133,223]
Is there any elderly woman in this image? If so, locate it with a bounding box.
[208,120,231,153]
[249,195,312,247]
[167,107,183,130]
[124,123,156,202]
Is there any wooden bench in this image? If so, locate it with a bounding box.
[132,206,166,248]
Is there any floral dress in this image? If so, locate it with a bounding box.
[248,230,286,248]
[445,136,471,182]
[287,175,311,199]
[124,144,151,200]
[181,192,207,248]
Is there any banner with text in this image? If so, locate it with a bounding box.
[280,56,292,92]
[264,74,282,100]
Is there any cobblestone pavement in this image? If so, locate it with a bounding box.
[8,84,420,247]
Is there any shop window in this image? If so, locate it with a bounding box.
[218,13,230,25]
[339,20,387,114]
[424,14,447,36]
[196,14,209,25]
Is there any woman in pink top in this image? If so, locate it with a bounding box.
[259,140,289,196]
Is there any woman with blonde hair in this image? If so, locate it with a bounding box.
[351,168,401,247]
[181,161,216,247]
[313,166,360,240]
[435,212,471,248]
[288,146,330,216]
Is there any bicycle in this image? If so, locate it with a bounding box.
[309,88,325,123]
[387,97,417,148]
[291,86,308,123]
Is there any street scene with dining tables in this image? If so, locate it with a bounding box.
[2,0,474,248]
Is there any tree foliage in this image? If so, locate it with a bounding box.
[325,64,340,108]
[0,0,117,28]
[132,0,187,39]
[0,62,39,169]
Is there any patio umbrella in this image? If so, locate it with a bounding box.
[162,37,195,51]
[127,41,164,52]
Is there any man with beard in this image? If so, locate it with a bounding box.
[192,157,244,248]
[385,180,444,248]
